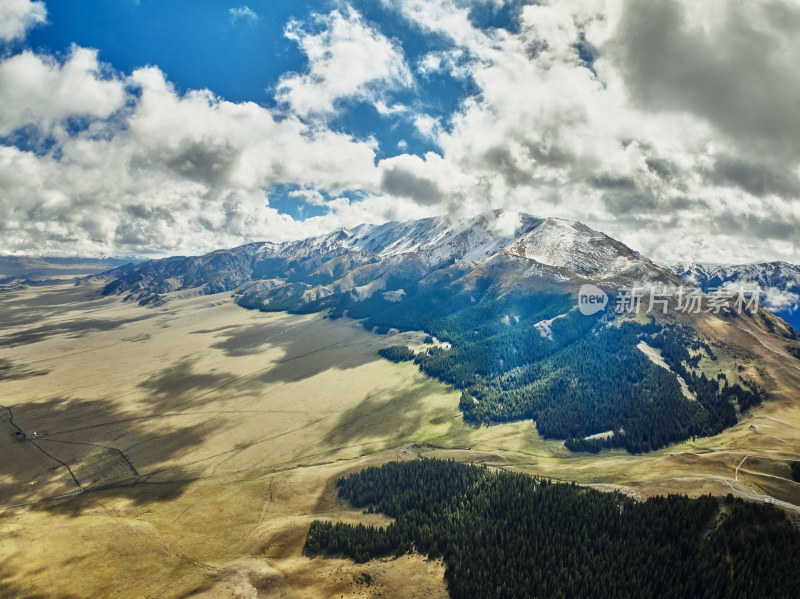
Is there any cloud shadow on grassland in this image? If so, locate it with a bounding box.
[204,316,323,357]
[187,317,386,388]
[320,380,437,448]
[0,562,80,599]
[5,394,219,515]
[0,313,158,348]
[30,468,200,519]
[0,359,48,381]
[137,358,237,405]
[0,285,111,329]
[252,337,382,387]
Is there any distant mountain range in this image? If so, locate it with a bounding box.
[0,255,140,290]
[98,210,799,330]
[666,262,800,329]
[93,210,800,455]
[0,255,135,276]
[101,210,668,307]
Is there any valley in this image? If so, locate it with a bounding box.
[5,0,800,594]
[1,277,799,598]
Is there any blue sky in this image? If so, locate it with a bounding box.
[27,1,308,104]
[23,3,301,124]
[24,0,489,160]
[1,0,799,268]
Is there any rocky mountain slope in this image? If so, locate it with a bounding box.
[97,210,800,454]
[101,210,667,307]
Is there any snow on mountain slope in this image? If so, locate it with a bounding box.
[253,210,648,275]
[506,217,645,276]
[667,261,800,311]
[102,210,664,305]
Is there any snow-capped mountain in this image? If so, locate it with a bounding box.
[666,262,800,311]
[257,210,648,275]
[97,210,800,381]
[102,210,665,306]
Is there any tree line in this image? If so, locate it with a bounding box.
[305,459,800,599]
[243,264,764,454]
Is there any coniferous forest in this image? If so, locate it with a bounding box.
[239,272,765,453]
[304,459,800,599]
[377,345,416,363]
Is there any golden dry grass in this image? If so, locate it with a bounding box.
[0,282,456,598]
[1,281,799,597]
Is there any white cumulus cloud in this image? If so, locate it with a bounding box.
[0,46,126,137]
[377,0,800,264]
[276,6,413,117]
[2,0,800,265]
[0,53,408,256]
[0,0,46,42]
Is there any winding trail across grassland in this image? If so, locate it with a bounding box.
[724,454,800,512]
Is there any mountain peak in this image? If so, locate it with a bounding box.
[102,211,662,305]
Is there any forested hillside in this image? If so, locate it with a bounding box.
[101,212,779,454]
[334,276,763,452]
[305,459,800,599]
[244,274,764,453]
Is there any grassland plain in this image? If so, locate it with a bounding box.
[1,281,799,598]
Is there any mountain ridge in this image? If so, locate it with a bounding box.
[667,261,800,329]
[100,210,665,306]
[93,209,800,455]
[666,261,800,307]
